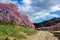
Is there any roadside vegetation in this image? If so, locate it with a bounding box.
[0,21,37,40]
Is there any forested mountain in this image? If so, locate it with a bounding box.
[34,17,60,28]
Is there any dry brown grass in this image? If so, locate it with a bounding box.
[25,31,58,40]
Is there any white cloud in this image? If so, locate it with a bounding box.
[23,0,31,5]
[20,0,60,22]
[50,5,60,12]
[0,0,11,3]
[0,0,18,4]
[19,0,34,12]
[50,14,59,17]
[20,5,32,12]
[31,10,59,21]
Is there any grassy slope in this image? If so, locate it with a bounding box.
[0,21,60,40]
[0,21,37,40]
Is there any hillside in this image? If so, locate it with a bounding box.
[0,20,60,40]
[34,17,60,28]
[0,21,37,40]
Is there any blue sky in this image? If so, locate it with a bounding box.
[0,0,60,23]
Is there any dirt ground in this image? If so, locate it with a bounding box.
[25,31,58,40]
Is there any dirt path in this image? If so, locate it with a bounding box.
[25,31,58,40]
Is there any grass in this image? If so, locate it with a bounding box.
[0,21,37,40]
[1,20,59,40]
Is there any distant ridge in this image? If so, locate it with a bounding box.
[34,17,60,29]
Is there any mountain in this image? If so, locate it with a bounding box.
[34,17,60,29]
[0,3,35,29]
